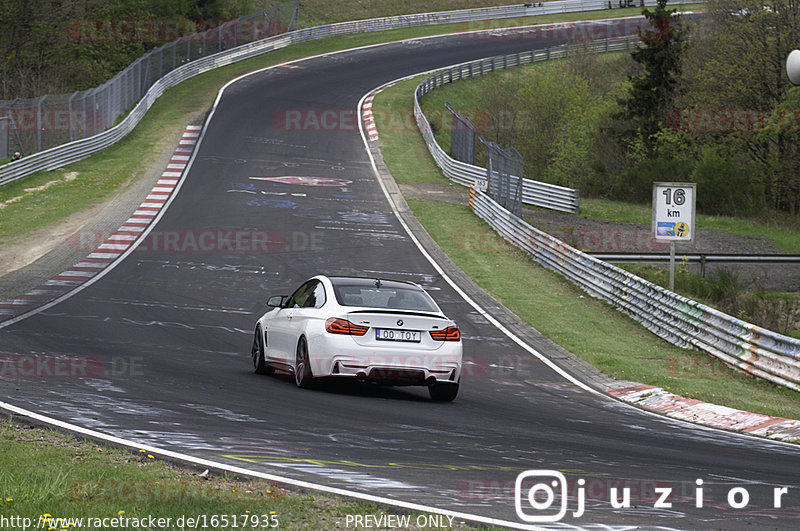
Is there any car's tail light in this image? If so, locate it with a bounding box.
[429,326,461,341]
[325,318,369,336]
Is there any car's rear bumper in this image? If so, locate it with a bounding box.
[306,330,462,385]
[328,357,460,386]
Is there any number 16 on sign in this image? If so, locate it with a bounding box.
[653,182,696,290]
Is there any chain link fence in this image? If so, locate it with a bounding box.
[480,137,524,217]
[445,103,476,165]
[415,40,609,213]
[0,1,299,158]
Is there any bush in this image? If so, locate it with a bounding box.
[613,157,694,203]
[690,146,764,217]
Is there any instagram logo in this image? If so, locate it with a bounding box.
[515,470,793,523]
[515,470,583,523]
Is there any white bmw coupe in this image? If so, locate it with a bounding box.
[251,275,462,401]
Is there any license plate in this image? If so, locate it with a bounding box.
[375,328,420,342]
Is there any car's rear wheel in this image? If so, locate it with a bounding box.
[294,337,313,388]
[252,326,273,375]
[428,381,459,402]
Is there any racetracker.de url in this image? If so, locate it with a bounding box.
[0,513,280,529]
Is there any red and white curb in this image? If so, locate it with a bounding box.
[610,384,800,443]
[0,125,200,320]
[362,94,379,141]
[361,81,401,142]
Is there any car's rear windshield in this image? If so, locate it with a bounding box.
[331,280,439,313]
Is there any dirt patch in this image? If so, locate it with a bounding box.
[0,203,106,277]
[398,182,470,204]
[0,171,82,211]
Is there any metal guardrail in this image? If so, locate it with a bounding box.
[593,253,800,278]
[592,253,800,264]
[0,0,702,187]
[469,187,800,392]
[414,40,644,213]
[1,2,299,160]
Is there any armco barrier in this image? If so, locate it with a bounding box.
[469,186,800,392]
[414,37,642,213]
[0,0,701,187]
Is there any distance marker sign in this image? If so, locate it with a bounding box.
[652,182,696,243]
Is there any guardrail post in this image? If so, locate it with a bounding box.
[91,90,98,135]
[68,92,78,143]
[6,100,22,156]
[36,95,47,153]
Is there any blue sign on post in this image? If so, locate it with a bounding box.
[652,183,696,243]
[653,182,697,291]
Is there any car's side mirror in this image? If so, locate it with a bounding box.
[267,295,286,308]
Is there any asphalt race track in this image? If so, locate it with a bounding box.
[2,21,800,529]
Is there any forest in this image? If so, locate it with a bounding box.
[0,0,278,99]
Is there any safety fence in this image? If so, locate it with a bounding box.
[469,187,800,391]
[1,1,299,159]
[0,0,701,187]
[481,137,525,217]
[413,37,643,213]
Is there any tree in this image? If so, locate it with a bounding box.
[678,0,800,213]
[616,0,686,154]
[0,0,273,99]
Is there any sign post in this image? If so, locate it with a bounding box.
[653,182,696,291]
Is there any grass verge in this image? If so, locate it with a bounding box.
[374,73,800,420]
[0,420,475,530]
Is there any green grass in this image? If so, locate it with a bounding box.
[0,420,465,531]
[418,55,624,154]
[374,73,800,420]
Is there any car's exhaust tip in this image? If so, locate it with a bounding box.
[356,371,367,381]
[426,376,437,386]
